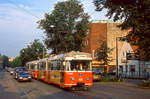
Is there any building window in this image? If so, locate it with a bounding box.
[84,40,88,46]
[119,65,123,72]
[130,65,135,72]
[123,52,124,56]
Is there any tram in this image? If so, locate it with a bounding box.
[26,51,93,90]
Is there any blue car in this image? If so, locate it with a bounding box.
[14,67,32,82]
[17,71,32,82]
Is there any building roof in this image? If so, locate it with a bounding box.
[91,20,123,23]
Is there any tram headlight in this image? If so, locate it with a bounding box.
[70,77,75,81]
[86,77,90,80]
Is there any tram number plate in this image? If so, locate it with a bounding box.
[77,83,85,87]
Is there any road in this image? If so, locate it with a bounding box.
[0,70,150,99]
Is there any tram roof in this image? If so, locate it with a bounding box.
[48,51,92,60]
[26,60,39,64]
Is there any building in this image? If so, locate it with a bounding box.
[118,41,150,78]
[82,20,150,78]
[9,57,15,62]
[82,20,128,72]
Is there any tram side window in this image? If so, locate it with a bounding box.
[39,62,46,70]
[30,64,35,70]
[37,64,40,70]
[51,61,57,70]
[50,60,62,70]
[48,62,53,70]
[60,61,65,70]
[26,64,29,69]
[57,60,62,70]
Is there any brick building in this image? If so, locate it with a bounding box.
[82,20,128,72]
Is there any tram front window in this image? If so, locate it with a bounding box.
[70,60,91,71]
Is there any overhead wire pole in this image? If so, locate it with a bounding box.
[116,37,119,77]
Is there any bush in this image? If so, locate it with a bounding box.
[139,80,150,88]
[101,76,123,82]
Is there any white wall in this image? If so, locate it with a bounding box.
[117,41,150,78]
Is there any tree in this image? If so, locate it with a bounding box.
[95,41,113,66]
[11,56,22,67]
[38,0,89,54]
[94,0,150,60]
[0,55,3,69]
[2,55,9,69]
[20,39,46,65]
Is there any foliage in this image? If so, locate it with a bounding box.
[20,39,46,65]
[0,55,3,69]
[95,41,113,65]
[101,76,122,82]
[11,56,22,67]
[139,80,150,88]
[38,0,89,54]
[94,0,150,60]
[2,55,9,69]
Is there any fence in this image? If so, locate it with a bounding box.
[119,71,150,79]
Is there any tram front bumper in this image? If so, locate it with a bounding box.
[62,83,92,88]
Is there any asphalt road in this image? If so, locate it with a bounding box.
[0,70,150,99]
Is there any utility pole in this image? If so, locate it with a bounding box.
[43,47,45,59]
[125,51,128,78]
[138,53,141,78]
[116,37,119,77]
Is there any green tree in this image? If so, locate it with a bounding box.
[0,55,3,69]
[95,41,113,65]
[11,56,22,67]
[94,0,150,60]
[38,0,89,54]
[2,55,9,69]
[20,39,46,65]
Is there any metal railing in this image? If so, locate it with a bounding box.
[119,71,150,79]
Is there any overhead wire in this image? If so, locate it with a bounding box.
[5,0,98,20]
[5,0,40,19]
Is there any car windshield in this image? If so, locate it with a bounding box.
[19,72,30,75]
[15,67,28,72]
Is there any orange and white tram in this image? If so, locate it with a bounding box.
[26,51,93,90]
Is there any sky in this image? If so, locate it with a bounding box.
[0,0,108,57]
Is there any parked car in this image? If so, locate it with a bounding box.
[5,67,14,75]
[92,68,103,81]
[108,70,116,76]
[14,67,32,81]
[9,68,14,75]
[16,71,32,82]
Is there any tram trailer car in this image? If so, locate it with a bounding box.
[26,51,93,90]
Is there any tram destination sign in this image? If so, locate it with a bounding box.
[74,55,92,60]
